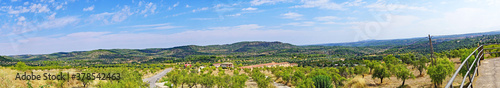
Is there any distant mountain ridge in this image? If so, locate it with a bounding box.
[3,31,500,64]
[314,31,500,47]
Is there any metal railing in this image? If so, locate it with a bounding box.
[445,45,484,88]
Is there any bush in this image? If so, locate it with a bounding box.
[427,58,454,88]
[345,76,366,88]
[312,75,332,88]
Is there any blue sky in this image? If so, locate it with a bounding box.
[1,0,500,55]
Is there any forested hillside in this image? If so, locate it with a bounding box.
[3,32,500,66]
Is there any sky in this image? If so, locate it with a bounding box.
[1,0,500,55]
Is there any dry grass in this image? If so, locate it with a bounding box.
[0,67,97,88]
[362,58,466,88]
[344,76,366,88]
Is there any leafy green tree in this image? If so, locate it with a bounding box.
[281,69,293,85]
[230,74,248,88]
[166,70,182,88]
[459,49,476,77]
[217,74,230,88]
[297,78,315,88]
[394,64,415,87]
[354,65,369,77]
[383,55,401,65]
[325,68,345,88]
[312,75,332,88]
[243,68,251,75]
[15,61,28,71]
[292,71,306,85]
[364,60,379,73]
[199,73,215,88]
[427,58,454,88]
[400,53,415,64]
[413,57,429,76]
[372,63,391,83]
[252,70,271,88]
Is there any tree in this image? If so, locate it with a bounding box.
[364,60,379,73]
[297,78,315,88]
[217,74,230,88]
[413,57,429,76]
[383,55,400,65]
[354,65,369,77]
[252,70,272,88]
[459,49,476,77]
[15,61,28,71]
[427,58,454,88]
[292,71,306,85]
[281,69,293,85]
[312,75,332,88]
[230,74,248,88]
[166,70,182,88]
[199,73,215,88]
[372,63,391,83]
[394,64,415,87]
[400,53,415,64]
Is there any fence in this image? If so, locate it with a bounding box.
[445,45,483,88]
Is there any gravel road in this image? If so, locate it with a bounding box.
[143,68,173,88]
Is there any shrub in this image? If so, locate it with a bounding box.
[312,75,332,88]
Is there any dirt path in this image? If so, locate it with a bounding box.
[143,68,173,88]
[473,57,500,88]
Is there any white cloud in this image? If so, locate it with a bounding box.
[48,13,56,19]
[83,5,94,11]
[112,6,133,22]
[88,6,133,24]
[227,13,241,17]
[281,12,303,20]
[5,16,80,35]
[66,32,111,38]
[140,2,157,17]
[89,12,114,24]
[365,1,432,12]
[209,24,263,30]
[284,21,315,26]
[342,0,365,6]
[17,16,26,21]
[29,3,50,13]
[128,23,171,28]
[173,2,179,7]
[190,18,217,20]
[242,7,258,11]
[38,16,79,29]
[192,7,209,12]
[186,5,190,8]
[16,16,26,25]
[6,3,51,14]
[346,17,357,20]
[321,21,362,25]
[250,0,289,6]
[292,0,344,10]
[55,4,64,10]
[351,8,500,40]
[314,16,340,21]
[126,23,182,30]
